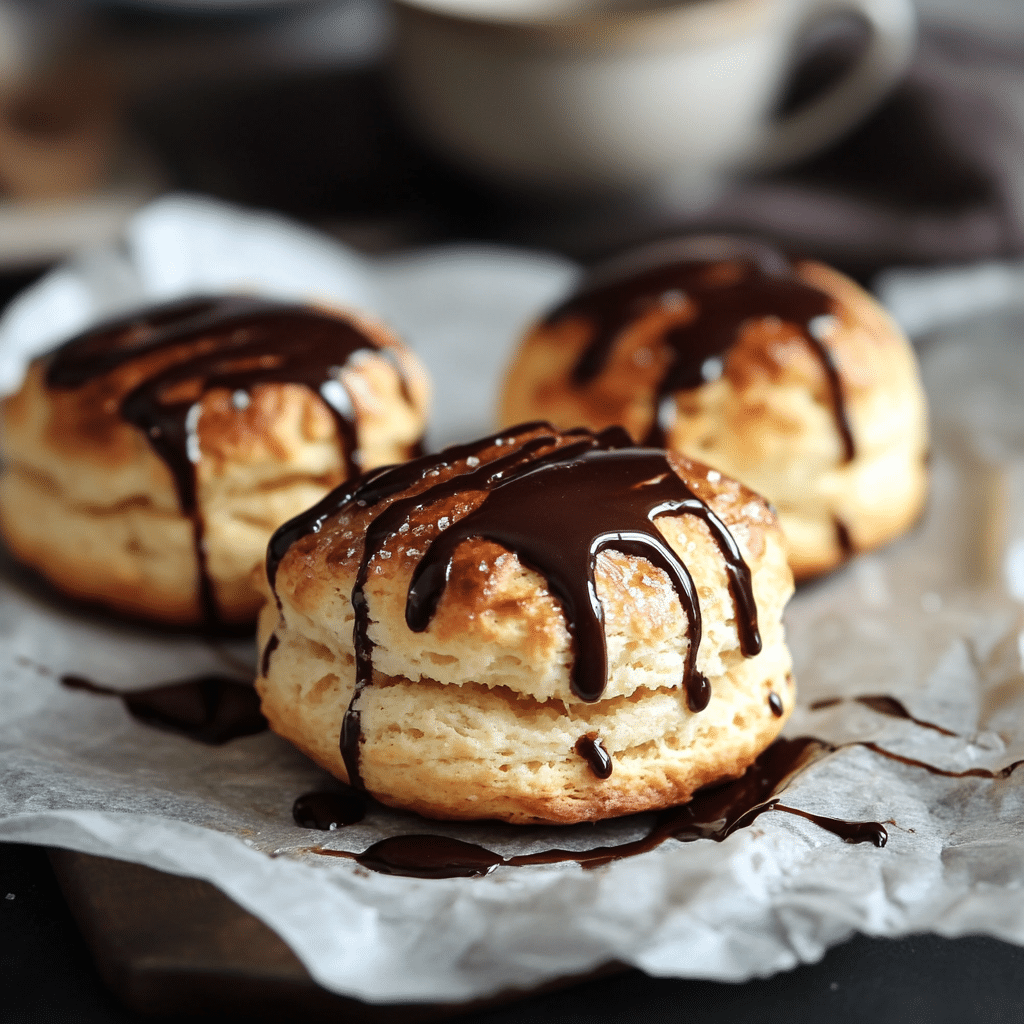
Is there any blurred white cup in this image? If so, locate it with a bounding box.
[390,0,915,197]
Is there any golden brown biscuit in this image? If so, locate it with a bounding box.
[500,238,929,579]
[0,295,429,626]
[258,423,795,824]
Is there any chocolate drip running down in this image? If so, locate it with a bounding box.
[545,240,853,459]
[308,737,887,879]
[45,295,407,625]
[60,673,266,744]
[266,424,762,792]
[833,518,856,559]
[260,634,280,677]
[575,734,613,779]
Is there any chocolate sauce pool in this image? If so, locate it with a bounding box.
[307,737,887,879]
[544,240,853,460]
[292,788,367,829]
[305,725,1024,880]
[45,295,410,625]
[267,424,761,790]
[60,673,266,744]
[298,684,1024,882]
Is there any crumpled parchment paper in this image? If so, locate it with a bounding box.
[2,194,1024,1004]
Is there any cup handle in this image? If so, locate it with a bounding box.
[745,0,916,172]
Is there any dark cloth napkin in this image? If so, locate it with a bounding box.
[693,25,1024,279]
[500,23,1024,281]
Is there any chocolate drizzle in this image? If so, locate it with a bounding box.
[45,295,407,625]
[810,694,959,737]
[267,425,762,791]
[858,743,1024,780]
[834,518,856,559]
[60,673,266,744]
[309,737,888,879]
[292,788,367,829]
[342,428,575,787]
[404,442,763,704]
[771,805,888,846]
[260,634,280,677]
[544,239,853,459]
[302,691,1024,879]
[575,734,613,779]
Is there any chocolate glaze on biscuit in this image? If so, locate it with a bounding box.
[46,295,414,624]
[544,238,852,459]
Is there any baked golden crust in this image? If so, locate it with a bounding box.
[258,425,795,824]
[500,252,929,579]
[0,298,430,625]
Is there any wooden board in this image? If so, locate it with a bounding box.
[48,849,619,1020]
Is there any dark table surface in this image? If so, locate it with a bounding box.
[5,839,1024,1024]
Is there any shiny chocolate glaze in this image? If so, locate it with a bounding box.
[543,240,853,458]
[575,734,613,780]
[45,295,409,625]
[61,673,266,744]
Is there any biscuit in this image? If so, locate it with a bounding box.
[0,295,430,626]
[500,238,929,579]
[258,423,795,824]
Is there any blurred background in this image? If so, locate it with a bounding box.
[0,0,1021,292]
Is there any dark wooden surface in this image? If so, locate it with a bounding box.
[6,841,1024,1023]
[45,847,618,1021]
[48,847,413,1020]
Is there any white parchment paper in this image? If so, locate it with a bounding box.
[2,194,1024,1003]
